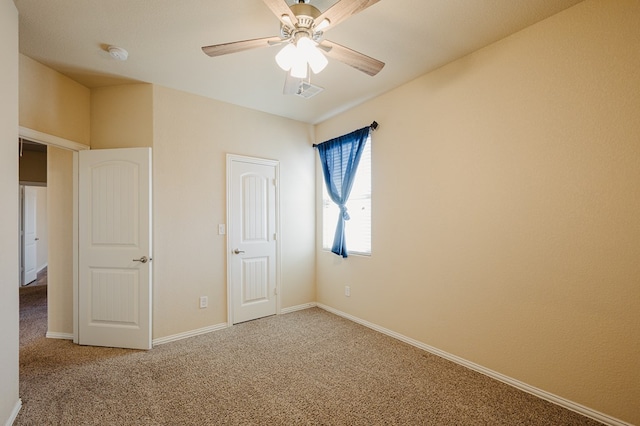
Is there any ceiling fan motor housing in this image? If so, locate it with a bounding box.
[280,2,322,40]
[291,3,320,27]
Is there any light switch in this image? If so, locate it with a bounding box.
[218,224,226,235]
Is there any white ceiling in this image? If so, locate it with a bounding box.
[14,0,584,124]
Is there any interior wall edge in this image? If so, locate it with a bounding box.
[1,0,20,423]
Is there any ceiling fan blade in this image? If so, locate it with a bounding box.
[202,36,283,57]
[320,40,384,76]
[315,0,380,31]
[262,0,298,26]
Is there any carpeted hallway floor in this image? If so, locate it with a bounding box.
[17,285,602,425]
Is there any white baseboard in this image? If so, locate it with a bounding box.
[280,302,317,315]
[36,263,48,274]
[5,398,21,426]
[152,322,228,346]
[46,332,73,340]
[316,303,631,426]
[152,304,317,346]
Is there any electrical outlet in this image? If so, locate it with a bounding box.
[345,286,351,297]
[218,224,226,235]
[199,296,208,309]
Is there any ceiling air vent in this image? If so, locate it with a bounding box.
[295,82,324,99]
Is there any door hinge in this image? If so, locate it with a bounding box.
[274,287,278,296]
[273,178,277,187]
[273,233,277,241]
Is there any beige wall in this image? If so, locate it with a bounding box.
[91,84,154,149]
[47,147,74,335]
[151,85,316,338]
[315,0,640,424]
[19,149,47,183]
[0,0,20,423]
[19,54,90,145]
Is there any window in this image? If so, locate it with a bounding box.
[322,135,371,255]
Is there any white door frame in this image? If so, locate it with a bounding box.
[226,154,281,326]
[19,126,89,343]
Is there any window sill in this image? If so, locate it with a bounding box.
[321,248,371,257]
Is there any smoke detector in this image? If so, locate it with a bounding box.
[108,46,129,61]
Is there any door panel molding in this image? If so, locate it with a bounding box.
[78,148,152,349]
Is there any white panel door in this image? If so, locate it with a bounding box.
[79,148,152,349]
[228,156,278,324]
[22,186,37,285]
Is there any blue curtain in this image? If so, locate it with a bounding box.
[316,126,370,258]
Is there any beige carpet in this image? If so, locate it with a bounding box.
[17,285,601,425]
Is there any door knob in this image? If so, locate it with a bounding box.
[133,256,151,263]
[233,249,245,254]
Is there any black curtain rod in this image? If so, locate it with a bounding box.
[313,121,378,148]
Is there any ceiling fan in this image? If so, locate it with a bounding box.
[202,0,385,94]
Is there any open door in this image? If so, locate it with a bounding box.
[78,148,152,350]
[22,186,38,285]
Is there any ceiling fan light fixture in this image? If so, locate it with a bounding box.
[290,55,308,78]
[276,35,326,77]
[275,43,297,71]
[308,52,328,74]
[297,36,328,74]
